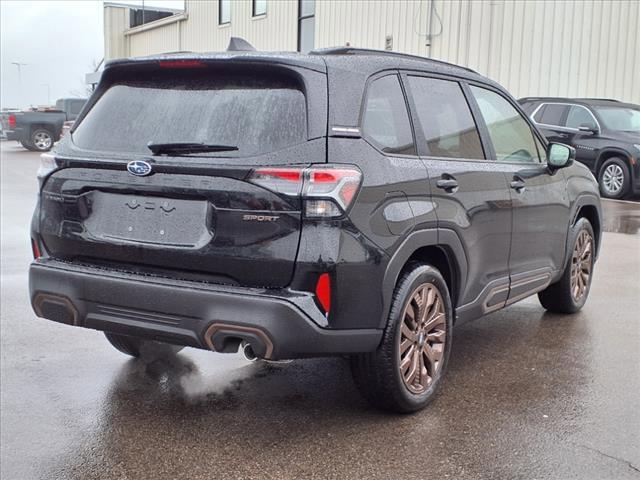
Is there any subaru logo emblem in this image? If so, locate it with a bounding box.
[127,160,152,176]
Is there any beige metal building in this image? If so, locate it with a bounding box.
[104,0,640,102]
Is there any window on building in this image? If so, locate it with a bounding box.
[566,105,598,130]
[470,86,541,163]
[219,0,231,25]
[298,0,315,53]
[408,76,485,159]
[253,0,267,16]
[533,103,567,126]
[362,75,415,156]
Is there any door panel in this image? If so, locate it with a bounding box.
[469,86,570,301]
[403,75,512,309]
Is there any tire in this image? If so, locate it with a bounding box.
[538,218,595,314]
[351,263,453,413]
[30,128,54,152]
[104,332,184,358]
[598,157,630,199]
[20,140,39,152]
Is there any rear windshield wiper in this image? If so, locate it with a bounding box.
[147,142,239,156]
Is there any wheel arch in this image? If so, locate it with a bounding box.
[567,195,602,267]
[595,148,633,176]
[380,228,467,328]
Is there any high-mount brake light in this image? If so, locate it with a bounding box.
[158,60,206,68]
[248,166,362,218]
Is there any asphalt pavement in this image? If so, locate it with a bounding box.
[1,140,639,479]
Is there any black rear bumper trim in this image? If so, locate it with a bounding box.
[29,260,382,359]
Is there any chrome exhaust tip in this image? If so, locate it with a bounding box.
[241,342,258,362]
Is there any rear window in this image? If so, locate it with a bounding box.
[72,70,307,156]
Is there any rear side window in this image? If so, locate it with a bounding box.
[470,86,541,163]
[534,103,567,126]
[72,70,307,157]
[362,75,415,155]
[408,76,484,159]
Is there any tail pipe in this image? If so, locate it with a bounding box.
[203,323,274,360]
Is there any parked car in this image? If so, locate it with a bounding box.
[519,97,640,199]
[29,45,602,413]
[0,98,86,152]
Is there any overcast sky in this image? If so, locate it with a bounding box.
[1,0,184,109]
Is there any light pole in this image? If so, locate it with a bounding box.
[41,83,50,105]
[11,62,27,108]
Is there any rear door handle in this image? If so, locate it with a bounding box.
[436,178,459,191]
[510,178,526,193]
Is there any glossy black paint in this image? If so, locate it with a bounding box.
[519,97,640,195]
[30,50,603,358]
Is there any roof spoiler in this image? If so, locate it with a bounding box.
[227,37,256,52]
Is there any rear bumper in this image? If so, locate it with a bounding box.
[29,259,381,359]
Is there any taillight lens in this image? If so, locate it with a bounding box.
[249,165,362,218]
[8,114,16,128]
[31,238,42,259]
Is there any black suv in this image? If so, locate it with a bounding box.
[29,47,602,413]
[519,97,640,199]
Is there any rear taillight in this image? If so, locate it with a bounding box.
[31,238,42,259]
[8,114,16,128]
[249,166,362,218]
[37,153,58,181]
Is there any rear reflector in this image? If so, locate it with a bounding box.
[315,273,331,314]
[158,60,205,68]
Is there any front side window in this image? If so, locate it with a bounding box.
[593,106,640,132]
[219,0,231,24]
[253,0,266,16]
[566,105,597,130]
[361,75,415,155]
[408,76,484,159]
[470,86,541,163]
[534,103,567,126]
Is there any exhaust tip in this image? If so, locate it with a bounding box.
[241,342,258,362]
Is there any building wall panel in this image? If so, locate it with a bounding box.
[105,0,640,102]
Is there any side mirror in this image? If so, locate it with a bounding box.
[578,123,598,134]
[547,143,575,169]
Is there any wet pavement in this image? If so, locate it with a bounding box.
[1,141,639,479]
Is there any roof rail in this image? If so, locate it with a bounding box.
[575,98,621,102]
[310,47,477,74]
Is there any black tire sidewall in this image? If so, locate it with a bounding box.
[387,265,454,411]
[598,157,630,199]
[567,218,596,310]
[30,129,54,152]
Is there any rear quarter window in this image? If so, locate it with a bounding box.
[72,70,307,157]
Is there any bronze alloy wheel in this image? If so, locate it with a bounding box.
[398,282,447,394]
[570,230,593,301]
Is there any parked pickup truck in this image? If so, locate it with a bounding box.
[1,98,86,152]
